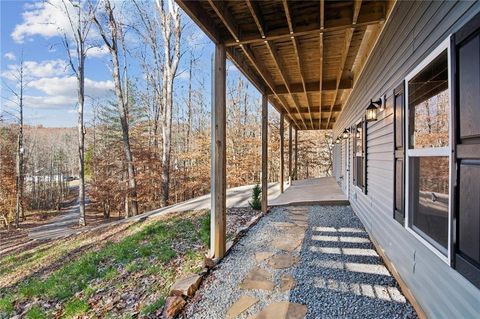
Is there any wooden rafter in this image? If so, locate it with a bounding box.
[242,44,300,129]
[245,0,266,39]
[225,19,384,47]
[283,0,314,128]
[274,78,353,95]
[208,0,301,129]
[353,0,363,25]
[265,41,308,129]
[288,104,342,114]
[326,28,354,129]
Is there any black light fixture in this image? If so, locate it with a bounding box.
[366,98,382,122]
[342,128,350,139]
[335,138,340,144]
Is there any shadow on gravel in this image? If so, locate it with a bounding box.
[288,205,417,319]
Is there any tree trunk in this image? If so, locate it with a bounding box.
[111,45,139,216]
[78,54,86,226]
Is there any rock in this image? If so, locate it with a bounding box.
[272,237,303,252]
[267,254,298,269]
[170,273,202,297]
[255,251,274,262]
[239,268,274,291]
[247,301,307,319]
[162,296,186,319]
[279,274,296,292]
[226,295,259,319]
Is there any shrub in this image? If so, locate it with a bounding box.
[249,184,262,210]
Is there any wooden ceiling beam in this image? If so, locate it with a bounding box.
[353,0,363,25]
[288,104,342,114]
[265,41,308,129]
[176,0,221,44]
[245,0,266,39]
[283,0,314,128]
[242,44,300,129]
[326,28,354,128]
[224,12,384,47]
[208,0,301,129]
[273,78,352,95]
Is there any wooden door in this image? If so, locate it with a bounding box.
[453,12,480,288]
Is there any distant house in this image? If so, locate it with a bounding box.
[178,1,480,318]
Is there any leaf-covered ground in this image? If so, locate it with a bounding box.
[0,210,210,318]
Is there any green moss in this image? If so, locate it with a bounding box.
[62,298,89,318]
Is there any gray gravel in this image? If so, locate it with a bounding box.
[181,205,417,319]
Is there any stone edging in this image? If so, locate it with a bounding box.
[163,208,270,318]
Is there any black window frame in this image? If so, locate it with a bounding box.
[353,118,367,194]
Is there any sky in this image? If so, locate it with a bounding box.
[0,0,255,128]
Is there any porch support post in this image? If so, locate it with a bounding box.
[210,43,226,259]
[280,114,285,193]
[261,93,268,213]
[294,128,298,180]
[288,122,293,183]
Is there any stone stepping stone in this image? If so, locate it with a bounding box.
[239,268,274,291]
[289,215,308,222]
[226,295,259,319]
[279,274,296,292]
[255,251,274,262]
[272,237,303,252]
[272,222,296,229]
[247,301,307,319]
[267,254,298,269]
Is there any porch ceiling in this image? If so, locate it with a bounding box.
[177,0,395,130]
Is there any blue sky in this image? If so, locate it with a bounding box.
[0,0,258,128]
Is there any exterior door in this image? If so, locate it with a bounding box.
[453,12,480,288]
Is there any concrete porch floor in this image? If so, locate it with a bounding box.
[270,177,349,207]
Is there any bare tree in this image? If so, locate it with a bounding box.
[58,0,97,226]
[157,0,182,207]
[2,52,26,227]
[93,0,139,216]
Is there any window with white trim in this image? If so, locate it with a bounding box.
[405,39,452,260]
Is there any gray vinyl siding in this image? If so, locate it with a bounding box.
[333,1,480,318]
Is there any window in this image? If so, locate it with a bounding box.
[405,39,451,260]
[353,120,366,193]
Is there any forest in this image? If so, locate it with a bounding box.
[0,0,334,228]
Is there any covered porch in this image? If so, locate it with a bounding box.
[270,177,349,207]
[175,0,394,260]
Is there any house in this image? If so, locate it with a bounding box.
[176,1,480,318]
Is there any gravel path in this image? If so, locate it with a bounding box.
[182,205,417,319]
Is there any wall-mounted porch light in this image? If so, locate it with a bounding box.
[335,138,340,144]
[366,98,382,122]
[342,128,350,139]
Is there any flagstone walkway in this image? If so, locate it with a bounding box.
[182,205,417,319]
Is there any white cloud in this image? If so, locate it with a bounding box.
[28,76,114,100]
[11,0,97,44]
[1,59,68,81]
[86,45,109,58]
[4,52,16,61]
